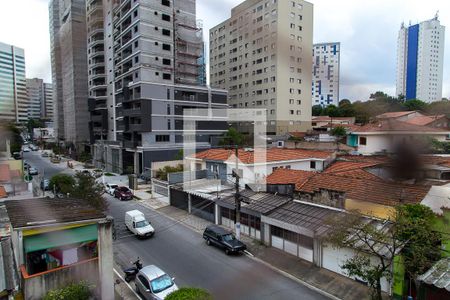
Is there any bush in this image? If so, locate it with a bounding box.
[165,287,212,300]
[43,282,91,300]
[155,165,183,181]
[49,174,75,194]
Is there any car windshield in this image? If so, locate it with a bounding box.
[222,234,235,242]
[135,220,149,228]
[119,187,129,192]
[150,274,174,293]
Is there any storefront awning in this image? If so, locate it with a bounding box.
[24,224,98,253]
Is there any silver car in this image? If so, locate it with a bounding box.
[135,265,178,300]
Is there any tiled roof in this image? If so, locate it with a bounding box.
[324,161,384,181]
[299,173,430,206]
[405,115,447,126]
[266,169,316,189]
[194,148,333,164]
[5,198,106,229]
[376,111,416,119]
[0,164,10,182]
[0,186,6,198]
[351,119,449,133]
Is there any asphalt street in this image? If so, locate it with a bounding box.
[108,197,328,300]
[25,151,328,299]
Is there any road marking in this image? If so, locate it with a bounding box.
[113,268,142,299]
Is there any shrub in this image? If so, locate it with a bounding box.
[155,165,183,181]
[49,174,75,194]
[165,287,212,300]
[43,282,91,300]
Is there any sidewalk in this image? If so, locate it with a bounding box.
[138,197,383,300]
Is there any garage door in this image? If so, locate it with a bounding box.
[270,226,313,262]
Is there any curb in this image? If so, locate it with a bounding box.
[248,255,342,300]
[135,200,341,300]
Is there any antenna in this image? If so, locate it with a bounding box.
[435,10,439,20]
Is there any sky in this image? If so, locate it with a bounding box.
[0,0,449,101]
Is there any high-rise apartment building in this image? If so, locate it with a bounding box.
[88,0,227,174]
[49,0,90,146]
[26,78,44,120]
[312,42,340,107]
[26,78,54,120]
[396,15,445,102]
[209,0,313,135]
[0,42,28,123]
[43,83,54,120]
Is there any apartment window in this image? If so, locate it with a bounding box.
[133,10,138,17]
[290,110,294,115]
[167,89,170,99]
[162,14,171,22]
[161,0,170,7]
[167,119,171,130]
[167,104,171,115]
[134,41,139,48]
[134,56,139,63]
[296,110,301,115]
[289,99,294,104]
[310,161,316,169]
[359,137,367,145]
[162,44,171,51]
[134,25,138,33]
[162,58,171,65]
[162,29,171,36]
[163,73,171,80]
[156,135,170,142]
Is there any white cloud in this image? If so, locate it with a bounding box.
[1,0,448,100]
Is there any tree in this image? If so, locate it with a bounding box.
[3,122,23,154]
[166,288,212,300]
[219,127,244,146]
[324,204,441,300]
[322,104,341,117]
[330,126,347,151]
[71,173,107,211]
[312,105,323,116]
[49,174,76,195]
[403,99,427,111]
[339,99,351,107]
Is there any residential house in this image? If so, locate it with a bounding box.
[377,111,450,129]
[346,119,450,155]
[188,148,335,186]
[5,198,114,299]
[311,116,356,129]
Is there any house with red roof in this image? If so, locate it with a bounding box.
[376,111,450,129]
[188,148,335,186]
[346,119,450,155]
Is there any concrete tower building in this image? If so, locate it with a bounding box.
[49,0,90,146]
[209,0,313,135]
[43,83,54,120]
[0,42,27,123]
[312,42,340,107]
[88,0,227,174]
[26,78,45,120]
[396,15,445,102]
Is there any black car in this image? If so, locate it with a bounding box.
[203,225,247,255]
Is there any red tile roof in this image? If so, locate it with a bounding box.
[324,161,384,181]
[299,173,431,206]
[404,115,447,126]
[0,164,11,182]
[377,111,417,119]
[351,119,449,133]
[0,186,6,198]
[266,169,316,189]
[194,148,333,164]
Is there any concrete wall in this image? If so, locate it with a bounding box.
[23,258,99,300]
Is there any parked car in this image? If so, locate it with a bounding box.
[22,147,30,152]
[105,183,119,195]
[29,145,38,151]
[114,186,133,201]
[77,169,93,176]
[140,169,152,182]
[13,152,22,160]
[125,210,154,238]
[28,167,38,175]
[135,265,178,300]
[203,225,247,255]
[41,152,49,157]
[23,161,30,168]
[41,179,50,190]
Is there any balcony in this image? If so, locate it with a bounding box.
[21,258,99,300]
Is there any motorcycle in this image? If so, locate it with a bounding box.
[124,258,143,282]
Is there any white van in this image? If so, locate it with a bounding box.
[125,210,155,238]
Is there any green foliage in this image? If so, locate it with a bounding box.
[175,149,184,161]
[155,165,183,181]
[324,204,442,300]
[71,173,107,211]
[3,122,23,154]
[339,99,351,107]
[104,172,114,176]
[49,174,76,194]
[165,287,212,300]
[403,99,427,111]
[43,281,91,300]
[78,152,92,163]
[312,105,323,116]
[219,127,244,146]
[429,139,450,154]
[330,126,347,139]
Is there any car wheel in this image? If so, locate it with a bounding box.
[225,249,230,255]
[206,239,211,246]
[125,275,131,283]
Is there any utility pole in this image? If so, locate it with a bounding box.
[234,145,241,240]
